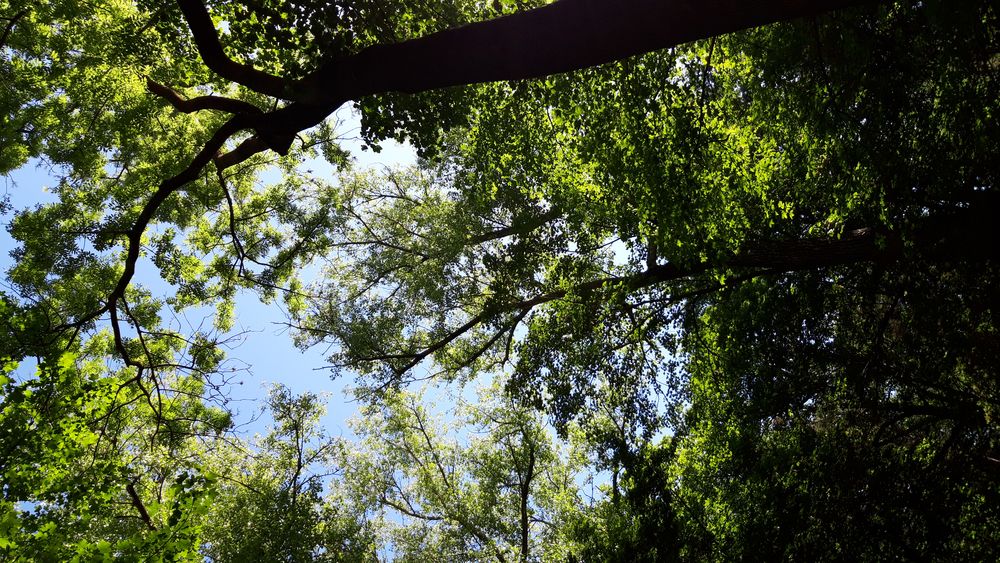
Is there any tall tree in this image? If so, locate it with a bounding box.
[0,0,882,423]
[341,382,586,562]
[201,385,377,562]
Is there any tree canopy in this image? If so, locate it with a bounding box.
[1,0,998,560]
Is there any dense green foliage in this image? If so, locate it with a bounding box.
[2,0,998,560]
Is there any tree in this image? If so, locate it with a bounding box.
[340,382,586,562]
[293,0,999,556]
[295,0,998,411]
[201,385,377,562]
[2,0,882,379]
[663,258,1000,560]
[2,0,998,559]
[0,344,227,560]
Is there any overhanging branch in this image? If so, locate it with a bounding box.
[295,0,879,104]
[354,227,894,376]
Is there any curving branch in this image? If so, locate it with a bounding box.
[350,226,898,376]
[215,165,245,276]
[381,495,446,521]
[215,135,273,168]
[175,0,293,100]
[146,77,264,116]
[107,116,251,311]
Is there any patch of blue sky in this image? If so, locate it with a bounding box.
[0,107,418,443]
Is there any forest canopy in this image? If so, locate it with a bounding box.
[1,0,998,560]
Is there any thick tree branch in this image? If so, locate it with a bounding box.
[107,116,251,312]
[215,136,273,168]
[379,197,1000,378]
[519,444,536,562]
[467,209,561,245]
[164,0,882,167]
[175,0,292,100]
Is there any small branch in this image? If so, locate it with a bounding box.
[215,163,247,275]
[455,308,529,372]
[381,496,445,521]
[109,303,139,369]
[126,480,158,531]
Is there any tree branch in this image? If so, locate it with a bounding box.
[0,8,27,49]
[381,495,445,521]
[126,480,158,531]
[170,0,881,166]
[175,0,292,100]
[147,78,264,116]
[467,209,560,245]
[107,115,251,315]
[296,0,878,104]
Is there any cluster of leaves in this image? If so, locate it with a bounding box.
[294,0,1000,557]
[0,344,226,560]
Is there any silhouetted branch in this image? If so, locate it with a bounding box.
[0,8,27,49]
[147,77,264,116]
[126,480,157,531]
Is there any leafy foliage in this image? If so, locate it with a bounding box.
[2,0,999,559]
